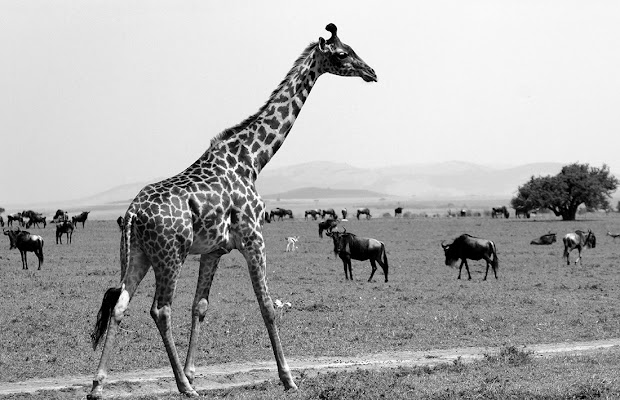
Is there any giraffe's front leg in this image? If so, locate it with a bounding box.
[184,251,224,384]
[241,235,297,392]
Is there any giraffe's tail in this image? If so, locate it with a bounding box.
[120,208,136,281]
[90,287,122,350]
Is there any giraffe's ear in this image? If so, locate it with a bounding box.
[318,37,328,53]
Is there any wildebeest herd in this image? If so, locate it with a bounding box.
[1,209,90,269]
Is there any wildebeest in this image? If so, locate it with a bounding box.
[285,236,299,252]
[326,228,388,282]
[530,232,557,245]
[304,209,321,221]
[270,208,293,221]
[321,208,337,219]
[356,208,371,219]
[514,207,530,218]
[441,234,498,280]
[7,213,23,227]
[491,206,509,218]
[563,230,596,265]
[72,211,90,228]
[341,208,347,219]
[117,216,124,231]
[0,216,4,228]
[318,218,338,238]
[56,221,74,244]
[3,228,44,270]
[607,231,620,241]
[26,214,47,229]
[52,209,69,223]
[394,207,403,217]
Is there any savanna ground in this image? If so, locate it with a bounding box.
[1,212,620,398]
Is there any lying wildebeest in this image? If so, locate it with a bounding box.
[563,230,596,265]
[326,228,388,282]
[441,234,498,280]
[318,218,338,238]
[530,232,557,245]
[394,207,403,217]
[491,206,509,218]
[3,228,44,270]
[304,209,321,221]
[356,208,371,219]
[72,211,90,228]
[56,221,74,244]
[321,208,337,219]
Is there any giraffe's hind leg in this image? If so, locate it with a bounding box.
[241,236,297,392]
[89,249,151,400]
[150,257,198,397]
[184,250,226,384]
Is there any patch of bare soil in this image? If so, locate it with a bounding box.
[1,338,618,398]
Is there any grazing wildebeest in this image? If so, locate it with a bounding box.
[607,231,620,241]
[441,234,498,281]
[304,209,321,221]
[7,213,23,227]
[72,211,90,228]
[56,221,74,244]
[270,208,293,221]
[321,208,337,219]
[117,216,124,231]
[515,207,530,218]
[356,208,371,219]
[326,228,388,282]
[394,207,403,217]
[563,230,596,265]
[3,228,44,270]
[285,236,299,252]
[318,218,338,238]
[341,208,347,219]
[530,232,557,245]
[491,206,509,218]
[26,214,47,229]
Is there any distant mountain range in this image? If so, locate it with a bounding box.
[73,161,569,206]
[256,161,566,199]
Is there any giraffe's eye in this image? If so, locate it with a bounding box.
[337,51,348,59]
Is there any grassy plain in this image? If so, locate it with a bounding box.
[1,214,620,396]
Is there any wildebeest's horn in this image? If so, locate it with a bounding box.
[441,240,448,249]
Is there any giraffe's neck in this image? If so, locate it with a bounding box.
[208,43,323,180]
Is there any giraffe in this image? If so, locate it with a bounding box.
[88,23,376,399]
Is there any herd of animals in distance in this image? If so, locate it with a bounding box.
[2,205,614,280]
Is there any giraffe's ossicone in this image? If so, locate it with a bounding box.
[88,23,376,399]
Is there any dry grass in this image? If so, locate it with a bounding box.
[1,214,619,391]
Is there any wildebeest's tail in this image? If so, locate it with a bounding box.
[490,241,499,270]
[91,287,122,350]
[39,238,44,267]
[381,243,389,281]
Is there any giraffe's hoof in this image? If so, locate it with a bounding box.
[182,388,199,398]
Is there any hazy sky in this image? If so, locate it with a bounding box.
[2,1,619,205]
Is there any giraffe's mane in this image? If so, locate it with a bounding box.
[208,41,319,148]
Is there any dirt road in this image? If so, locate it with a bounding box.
[1,338,618,398]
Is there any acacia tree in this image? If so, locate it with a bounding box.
[511,163,618,221]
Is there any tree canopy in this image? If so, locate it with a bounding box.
[511,163,618,221]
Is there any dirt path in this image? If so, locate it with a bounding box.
[1,338,618,398]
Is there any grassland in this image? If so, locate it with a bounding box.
[1,213,619,397]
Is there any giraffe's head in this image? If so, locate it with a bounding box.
[317,23,377,82]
